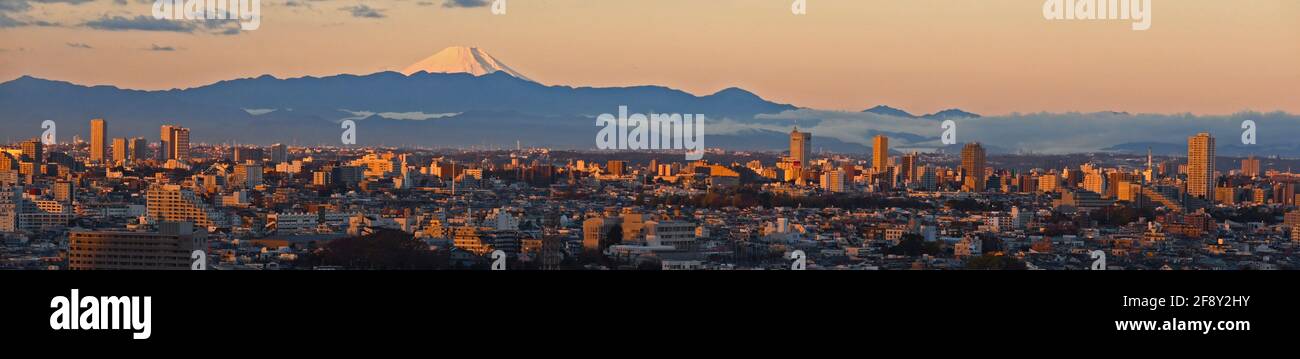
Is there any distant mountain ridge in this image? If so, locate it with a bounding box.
[0,71,799,148]
[863,105,981,119]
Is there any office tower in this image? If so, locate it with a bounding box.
[1187,133,1216,199]
[20,139,43,164]
[872,135,889,173]
[917,165,937,191]
[129,137,148,161]
[234,147,264,164]
[790,127,812,183]
[271,143,288,164]
[172,127,190,161]
[159,125,191,162]
[160,124,174,161]
[68,222,207,270]
[90,118,107,162]
[606,160,627,177]
[146,184,220,228]
[900,152,917,182]
[112,137,128,163]
[961,143,987,192]
[790,127,812,167]
[1241,155,1261,177]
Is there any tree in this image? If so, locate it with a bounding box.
[888,234,943,257]
[965,255,1026,270]
[295,229,448,270]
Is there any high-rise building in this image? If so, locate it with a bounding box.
[0,152,17,173]
[160,125,175,161]
[234,147,264,163]
[172,127,190,161]
[111,137,128,163]
[20,139,42,164]
[54,180,74,203]
[790,127,812,183]
[270,143,288,164]
[916,165,937,191]
[68,222,207,270]
[147,184,220,228]
[820,169,847,193]
[1241,155,1261,177]
[606,160,627,177]
[1187,133,1216,199]
[961,143,987,192]
[900,152,917,182]
[872,135,889,173]
[90,118,107,162]
[129,137,148,161]
[160,125,191,162]
[331,165,363,188]
[1038,173,1060,193]
[1285,210,1300,228]
[790,127,811,167]
[233,163,264,188]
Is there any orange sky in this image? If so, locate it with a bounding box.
[1,0,1297,115]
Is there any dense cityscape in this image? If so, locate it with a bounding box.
[2,119,1298,270]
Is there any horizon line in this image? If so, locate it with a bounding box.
[4,73,1294,118]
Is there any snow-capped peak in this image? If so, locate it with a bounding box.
[401,46,533,82]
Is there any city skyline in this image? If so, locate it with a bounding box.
[7,120,1300,271]
[4,1,1294,346]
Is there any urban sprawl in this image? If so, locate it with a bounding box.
[3,120,1299,270]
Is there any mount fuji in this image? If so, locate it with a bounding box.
[401,46,534,82]
[0,45,821,149]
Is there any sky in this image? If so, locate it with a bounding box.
[1,0,1297,115]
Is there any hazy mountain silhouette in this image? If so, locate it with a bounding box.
[0,72,799,147]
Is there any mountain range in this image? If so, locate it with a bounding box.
[0,47,973,152]
[0,71,823,149]
[863,105,981,119]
